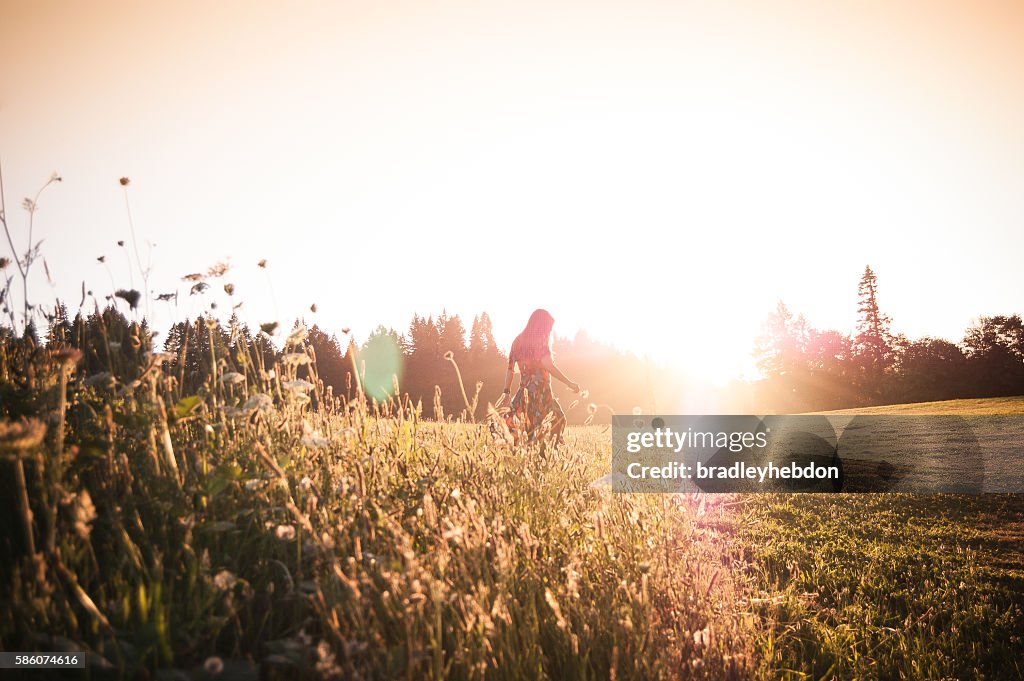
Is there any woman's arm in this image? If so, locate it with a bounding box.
[540,355,580,393]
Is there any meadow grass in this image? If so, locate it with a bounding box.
[738,397,1024,679]
[0,334,754,680]
[2,327,1022,680]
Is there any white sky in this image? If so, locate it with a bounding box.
[2,0,1022,382]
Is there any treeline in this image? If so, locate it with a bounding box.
[27,306,676,424]
[750,265,1024,412]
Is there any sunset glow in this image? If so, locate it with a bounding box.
[2,1,1022,384]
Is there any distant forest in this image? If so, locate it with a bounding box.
[17,265,1024,419]
[747,266,1024,412]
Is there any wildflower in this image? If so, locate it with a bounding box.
[96,256,106,263]
[219,372,245,386]
[282,379,315,393]
[223,283,235,296]
[117,240,125,247]
[257,259,267,268]
[114,289,141,310]
[72,489,97,539]
[212,570,237,590]
[310,303,317,313]
[242,393,274,412]
[205,317,219,330]
[22,198,36,213]
[207,261,230,277]
[119,177,130,187]
[286,324,307,346]
[282,352,311,367]
[276,525,296,541]
[190,282,209,295]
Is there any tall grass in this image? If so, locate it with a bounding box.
[0,318,754,679]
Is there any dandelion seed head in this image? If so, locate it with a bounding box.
[0,418,47,451]
[219,371,245,386]
[242,393,274,412]
[212,570,237,590]
[72,489,97,539]
[119,177,130,187]
[282,379,315,393]
[276,524,296,541]
[283,352,311,367]
[286,324,308,346]
[587,403,598,415]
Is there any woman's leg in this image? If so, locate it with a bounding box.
[550,401,567,445]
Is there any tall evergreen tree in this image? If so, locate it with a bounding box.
[853,266,895,401]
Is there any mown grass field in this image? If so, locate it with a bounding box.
[2,328,1022,681]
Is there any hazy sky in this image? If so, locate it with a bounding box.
[2,0,1022,382]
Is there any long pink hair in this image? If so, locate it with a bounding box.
[511,309,555,364]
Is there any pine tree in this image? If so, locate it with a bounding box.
[853,265,895,400]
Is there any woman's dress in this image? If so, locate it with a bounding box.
[503,357,566,446]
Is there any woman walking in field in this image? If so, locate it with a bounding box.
[500,309,581,447]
